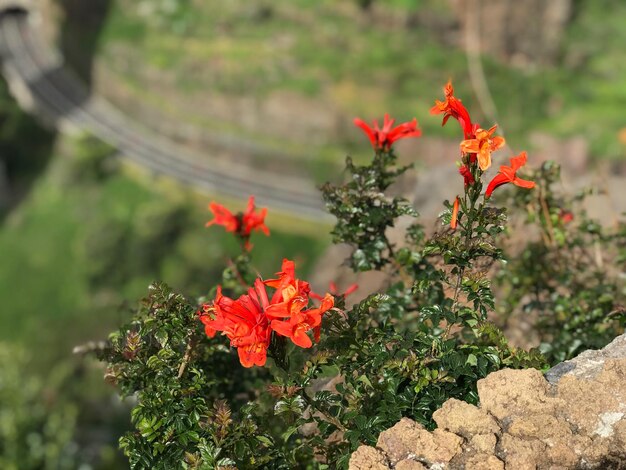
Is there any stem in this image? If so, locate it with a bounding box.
[177,334,196,379]
[444,187,480,339]
[227,257,249,288]
[301,391,347,432]
[269,335,290,372]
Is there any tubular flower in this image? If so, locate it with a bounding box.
[199,259,332,367]
[206,196,269,249]
[200,280,272,368]
[559,209,574,224]
[241,196,270,237]
[354,114,421,151]
[269,294,334,348]
[311,281,358,301]
[485,151,535,199]
[430,80,474,139]
[264,258,311,304]
[459,165,475,187]
[460,125,506,171]
[205,202,238,233]
[450,196,460,230]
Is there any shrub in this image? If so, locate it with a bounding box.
[94,81,623,468]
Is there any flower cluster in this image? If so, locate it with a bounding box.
[199,259,334,367]
[430,81,535,226]
[354,113,421,151]
[206,195,269,249]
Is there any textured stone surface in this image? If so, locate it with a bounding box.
[376,417,463,465]
[545,333,626,383]
[349,333,626,469]
[395,460,428,470]
[348,445,388,470]
[464,453,504,470]
[433,398,500,438]
[477,368,561,420]
[376,418,424,464]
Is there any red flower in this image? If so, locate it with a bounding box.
[460,125,506,171]
[205,202,238,233]
[200,280,272,368]
[354,114,421,151]
[430,80,475,139]
[559,210,574,224]
[264,258,311,304]
[485,151,536,199]
[450,196,460,230]
[269,294,334,348]
[311,281,358,301]
[206,196,269,249]
[241,196,269,237]
[199,259,333,367]
[459,165,475,187]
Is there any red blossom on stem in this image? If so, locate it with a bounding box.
[485,151,536,199]
[206,196,269,250]
[198,259,334,367]
[450,196,460,230]
[354,114,421,151]
[311,281,358,301]
[559,210,574,224]
[459,165,475,187]
[430,80,475,139]
[460,125,506,171]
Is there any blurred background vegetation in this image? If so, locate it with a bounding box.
[0,0,625,467]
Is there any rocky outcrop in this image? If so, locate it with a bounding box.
[349,334,626,469]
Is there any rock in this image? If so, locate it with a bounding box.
[546,333,626,383]
[477,368,561,420]
[499,434,547,468]
[433,398,500,438]
[376,418,463,465]
[350,333,626,469]
[468,434,497,454]
[464,453,504,470]
[506,414,572,443]
[376,417,424,465]
[557,359,626,437]
[395,460,428,470]
[348,445,388,470]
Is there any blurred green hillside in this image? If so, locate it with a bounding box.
[1,0,626,467]
[0,132,327,358]
[95,0,626,164]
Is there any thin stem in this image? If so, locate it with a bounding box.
[177,334,196,379]
[300,391,347,432]
[444,187,480,339]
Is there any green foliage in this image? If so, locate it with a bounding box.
[496,161,626,364]
[99,283,320,469]
[99,124,553,467]
[0,343,79,469]
[321,151,416,271]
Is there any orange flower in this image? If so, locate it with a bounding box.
[206,196,269,250]
[240,196,269,237]
[199,259,332,367]
[450,196,460,230]
[485,151,535,198]
[264,258,311,304]
[459,165,475,187]
[354,114,421,151]
[559,209,574,224]
[205,202,238,233]
[430,80,475,138]
[460,125,505,171]
[311,281,358,301]
[269,294,334,348]
[199,280,272,368]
